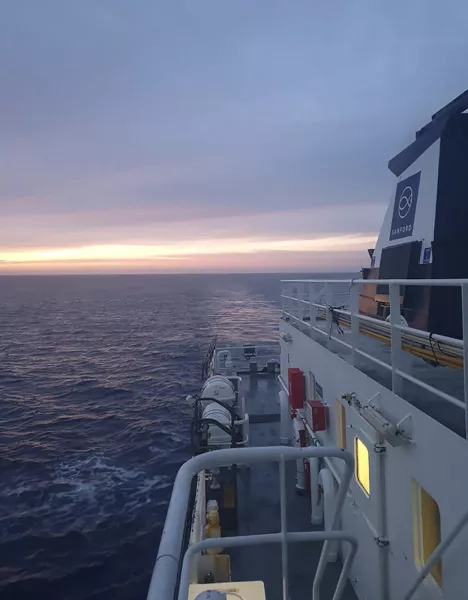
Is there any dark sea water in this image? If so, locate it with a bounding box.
[0,272,348,600]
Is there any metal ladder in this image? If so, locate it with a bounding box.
[147,445,357,600]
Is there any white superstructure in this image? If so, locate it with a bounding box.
[280,277,468,600]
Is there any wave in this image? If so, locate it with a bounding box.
[0,453,172,542]
[0,272,283,598]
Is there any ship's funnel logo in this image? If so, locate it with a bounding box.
[390,171,421,241]
[398,186,413,219]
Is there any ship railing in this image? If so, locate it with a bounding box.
[201,336,218,380]
[281,278,468,438]
[212,343,279,375]
[147,446,356,600]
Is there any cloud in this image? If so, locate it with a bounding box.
[1,0,467,271]
[0,204,384,250]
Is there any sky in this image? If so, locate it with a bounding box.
[1,1,468,274]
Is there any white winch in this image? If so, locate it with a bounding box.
[201,402,232,446]
[200,376,235,407]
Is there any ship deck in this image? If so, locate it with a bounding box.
[226,371,357,600]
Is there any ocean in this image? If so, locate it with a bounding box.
[0,272,352,599]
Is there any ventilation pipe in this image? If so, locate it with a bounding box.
[279,390,290,445]
[319,468,338,562]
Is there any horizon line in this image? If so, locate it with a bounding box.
[0,268,362,277]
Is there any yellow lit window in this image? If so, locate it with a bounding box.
[354,437,370,495]
[412,480,442,586]
[336,400,346,449]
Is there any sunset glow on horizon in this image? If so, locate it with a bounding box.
[0,234,377,273]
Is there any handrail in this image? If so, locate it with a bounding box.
[179,531,358,600]
[280,278,468,438]
[147,445,354,600]
[402,507,468,600]
[282,297,464,352]
[215,344,279,351]
[282,278,468,285]
[214,345,279,375]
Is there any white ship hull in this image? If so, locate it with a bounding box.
[280,316,468,600]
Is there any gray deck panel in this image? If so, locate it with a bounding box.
[227,373,358,600]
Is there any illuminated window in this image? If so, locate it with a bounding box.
[336,400,346,449]
[412,481,442,586]
[354,437,370,495]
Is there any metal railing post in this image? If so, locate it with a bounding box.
[462,283,468,439]
[312,446,354,600]
[297,282,304,322]
[285,282,290,320]
[326,282,333,337]
[280,281,284,317]
[295,283,300,320]
[389,282,403,396]
[350,282,359,366]
[279,454,289,600]
[290,283,295,320]
[282,282,287,318]
[309,281,316,328]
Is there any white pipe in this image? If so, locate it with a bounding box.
[296,459,306,493]
[215,350,231,372]
[242,414,250,448]
[279,390,290,445]
[279,456,289,600]
[292,416,306,492]
[278,377,342,486]
[319,468,337,562]
[240,394,246,419]
[306,424,342,486]
[309,457,323,525]
[374,439,389,600]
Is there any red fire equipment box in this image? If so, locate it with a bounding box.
[288,368,305,410]
[305,400,326,432]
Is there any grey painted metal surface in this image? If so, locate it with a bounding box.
[148,445,354,600]
[148,373,358,600]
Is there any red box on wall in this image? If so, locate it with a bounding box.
[288,368,305,410]
[305,400,326,432]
